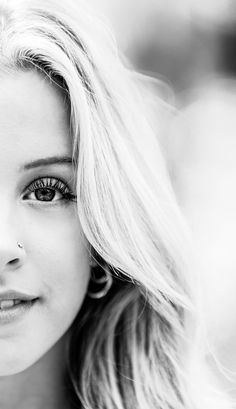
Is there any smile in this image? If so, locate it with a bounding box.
[0,300,22,309]
[0,299,38,324]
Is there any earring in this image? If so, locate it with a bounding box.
[87,262,113,299]
[17,242,24,249]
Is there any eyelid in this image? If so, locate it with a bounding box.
[25,176,70,193]
[21,175,76,203]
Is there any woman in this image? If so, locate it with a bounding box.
[0,0,196,408]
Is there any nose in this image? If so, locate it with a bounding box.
[0,205,26,272]
[0,237,26,272]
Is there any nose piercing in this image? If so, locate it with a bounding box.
[17,242,24,249]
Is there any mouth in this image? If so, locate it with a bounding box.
[0,290,40,325]
[0,298,39,310]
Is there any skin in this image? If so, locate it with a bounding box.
[0,69,90,408]
[168,80,236,396]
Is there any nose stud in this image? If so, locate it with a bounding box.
[17,242,24,250]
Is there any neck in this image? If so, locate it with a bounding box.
[0,333,72,409]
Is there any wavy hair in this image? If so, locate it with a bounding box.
[0,1,201,408]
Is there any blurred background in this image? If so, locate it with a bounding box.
[88,0,236,95]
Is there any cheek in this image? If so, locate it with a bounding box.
[24,206,91,319]
[0,207,91,376]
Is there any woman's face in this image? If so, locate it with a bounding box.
[0,69,90,375]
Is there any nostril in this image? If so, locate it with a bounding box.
[8,258,20,265]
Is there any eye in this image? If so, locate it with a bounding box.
[22,177,76,203]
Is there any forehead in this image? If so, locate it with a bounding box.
[0,69,71,160]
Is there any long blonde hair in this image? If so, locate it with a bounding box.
[0,1,199,408]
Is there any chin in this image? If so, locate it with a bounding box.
[0,362,29,377]
[0,347,39,377]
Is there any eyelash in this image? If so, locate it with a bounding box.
[22,177,77,204]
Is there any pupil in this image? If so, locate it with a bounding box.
[35,188,55,201]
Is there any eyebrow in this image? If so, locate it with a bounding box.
[22,156,73,170]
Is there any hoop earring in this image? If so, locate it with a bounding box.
[87,263,113,299]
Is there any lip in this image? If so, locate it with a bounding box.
[0,290,38,301]
[0,299,38,324]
